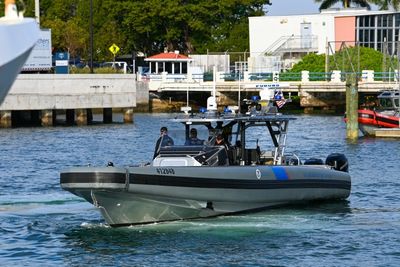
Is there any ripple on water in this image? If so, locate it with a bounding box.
[0,114,400,266]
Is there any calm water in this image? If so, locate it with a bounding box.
[0,113,399,267]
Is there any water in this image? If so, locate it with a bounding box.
[0,113,399,266]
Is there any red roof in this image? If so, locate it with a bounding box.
[145,52,191,61]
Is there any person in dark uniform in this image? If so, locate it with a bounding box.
[153,126,174,159]
[214,134,229,165]
[185,128,204,145]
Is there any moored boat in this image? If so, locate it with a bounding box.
[60,88,351,227]
[358,90,400,136]
[0,0,39,103]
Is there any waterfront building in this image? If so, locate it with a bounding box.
[144,51,192,75]
[249,8,400,71]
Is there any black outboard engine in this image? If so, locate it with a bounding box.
[325,153,349,172]
[304,158,324,165]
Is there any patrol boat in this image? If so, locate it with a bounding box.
[60,89,351,227]
[358,90,400,136]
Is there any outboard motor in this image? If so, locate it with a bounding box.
[304,158,324,165]
[325,153,349,172]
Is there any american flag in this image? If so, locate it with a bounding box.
[274,90,286,108]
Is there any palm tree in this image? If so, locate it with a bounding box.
[370,0,400,10]
[315,0,371,10]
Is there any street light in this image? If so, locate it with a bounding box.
[89,0,93,73]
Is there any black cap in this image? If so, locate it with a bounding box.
[160,127,168,132]
[190,128,197,133]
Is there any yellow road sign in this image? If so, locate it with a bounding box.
[109,44,120,55]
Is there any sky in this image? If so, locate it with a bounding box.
[266,0,379,16]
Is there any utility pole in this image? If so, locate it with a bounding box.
[35,0,40,24]
[89,0,93,73]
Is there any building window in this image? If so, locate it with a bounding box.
[356,13,400,54]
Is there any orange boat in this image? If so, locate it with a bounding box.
[358,90,400,136]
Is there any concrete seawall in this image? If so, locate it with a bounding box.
[0,74,149,127]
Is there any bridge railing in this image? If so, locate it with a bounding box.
[145,70,400,84]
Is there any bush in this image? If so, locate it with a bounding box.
[291,47,388,73]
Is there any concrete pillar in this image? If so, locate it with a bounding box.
[301,71,310,82]
[161,72,168,82]
[87,109,93,124]
[331,70,342,82]
[216,71,224,82]
[362,70,374,82]
[186,67,193,82]
[66,109,75,125]
[346,73,359,140]
[41,109,53,127]
[103,108,112,123]
[272,71,279,82]
[244,71,250,82]
[123,108,134,123]
[76,109,87,126]
[0,111,12,128]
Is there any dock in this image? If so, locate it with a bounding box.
[374,128,400,138]
[0,74,148,128]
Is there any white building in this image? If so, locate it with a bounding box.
[249,8,400,72]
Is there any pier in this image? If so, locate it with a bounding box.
[2,71,398,128]
[0,74,148,128]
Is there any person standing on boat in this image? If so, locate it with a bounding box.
[153,126,174,159]
[185,128,204,145]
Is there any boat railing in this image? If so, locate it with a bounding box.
[157,145,228,166]
[283,153,301,165]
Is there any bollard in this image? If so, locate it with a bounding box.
[346,73,359,139]
[76,109,87,126]
[103,108,112,123]
[0,111,12,128]
[41,109,53,127]
[123,108,134,123]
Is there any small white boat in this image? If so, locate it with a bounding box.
[60,88,351,227]
[0,0,39,102]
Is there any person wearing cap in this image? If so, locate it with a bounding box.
[153,126,174,159]
[185,128,204,146]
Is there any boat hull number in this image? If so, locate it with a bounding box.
[156,168,175,175]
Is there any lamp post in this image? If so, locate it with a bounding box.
[35,0,40,24]
[89,0,93,73]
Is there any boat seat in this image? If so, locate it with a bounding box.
[259,150,275,165]
[244,149,260,165]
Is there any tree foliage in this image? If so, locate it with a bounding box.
[314,0,371,10]
[291,47,387,72]
[3,0,270,61]
[315,0,400,10]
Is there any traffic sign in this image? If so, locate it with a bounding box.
[109,44,120,55]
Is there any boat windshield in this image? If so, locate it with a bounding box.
[379,98,394,108]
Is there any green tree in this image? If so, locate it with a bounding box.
[291,53,326,72]
[291,47,385,72]
[5,0,271,58]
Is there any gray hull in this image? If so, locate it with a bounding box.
[0,47,34,102]
[61,165,351,226]
[0,18,39,103]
